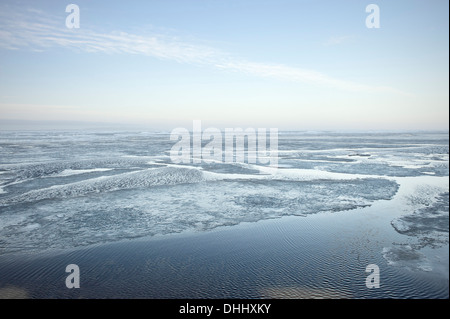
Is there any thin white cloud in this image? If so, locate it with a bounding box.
[215,61,406,94]
[0,5,407,95]
[0,7,221,64]
[323,35,354,46]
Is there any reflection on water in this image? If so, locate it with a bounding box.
[0,285,29,299]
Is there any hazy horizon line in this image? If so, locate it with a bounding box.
[0,118,448,134]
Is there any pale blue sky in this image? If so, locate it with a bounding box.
[0,0,448,130]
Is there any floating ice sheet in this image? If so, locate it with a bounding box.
[0,171,399,255]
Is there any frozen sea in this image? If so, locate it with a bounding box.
[0,130,448,298]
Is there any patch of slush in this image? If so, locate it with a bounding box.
[384,183,449,272]
[0,167,204,207]
[0,158,156,184]
[391,191,449,248]
[50,168,113,177]
[382,246,433,272]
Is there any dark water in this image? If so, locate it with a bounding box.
[0,202,448,299]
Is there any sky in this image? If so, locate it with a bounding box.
[0,0,448,131]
